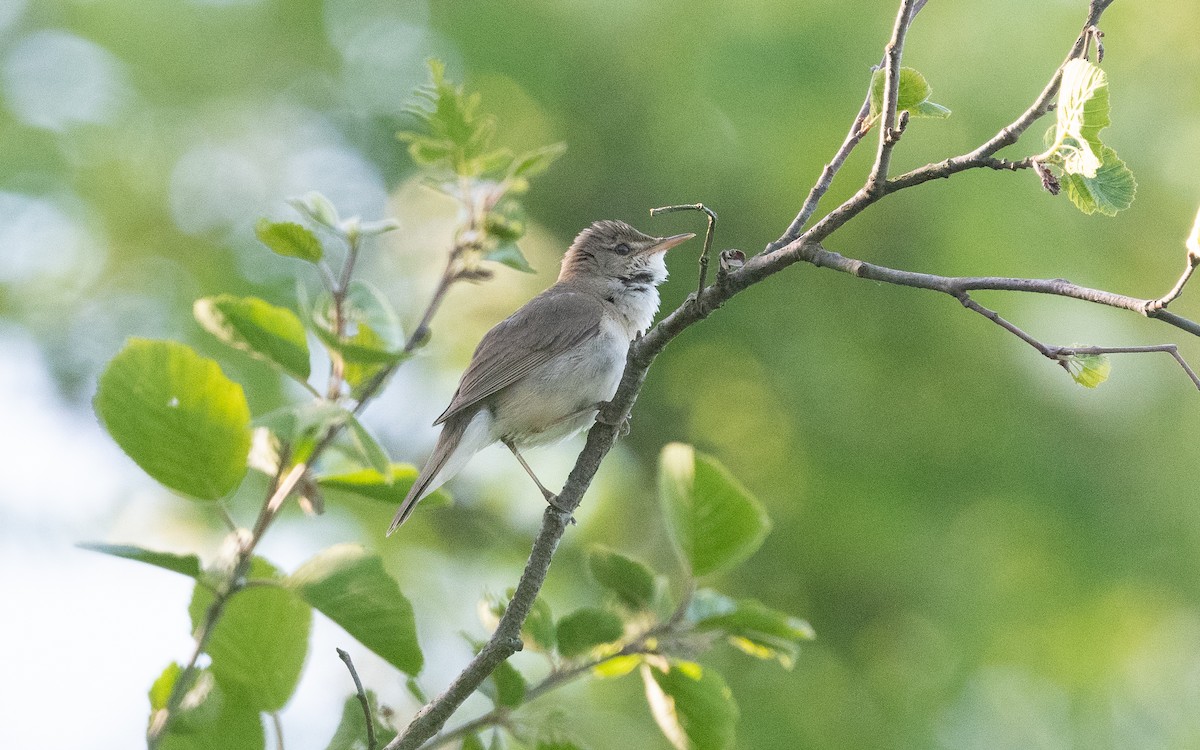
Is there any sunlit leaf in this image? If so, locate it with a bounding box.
[287,544,423,675]
[256,219,323,262]
[686,590,815,669]
[642,661,738,750]
[594,654,643,679]
[1056,58,1111,163]
[555,608,624,658]
[868,67,950,124]
[149,662,182,712]
[157,669,265,750]
[587,546,657,611]
[658,443,771,577]
[317,464,451,510]
[95,339,251,500]
[1060,146,1136,216]
[1063,352,1112,388]
[189,576,311,712]
[194,295,310,381]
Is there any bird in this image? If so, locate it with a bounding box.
[387,220,695,534]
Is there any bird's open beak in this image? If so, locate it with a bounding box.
[642,232,696,255]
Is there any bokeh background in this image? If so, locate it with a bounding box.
[4,0,1200,748]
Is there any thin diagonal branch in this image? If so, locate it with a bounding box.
[1146,205,1200,312]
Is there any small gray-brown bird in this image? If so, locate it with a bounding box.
[388,220,694,533]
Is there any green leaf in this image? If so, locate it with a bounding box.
[317,464,451,509]
[343,415,391,475]
[254,400,346,464]
[194,295,311,381]
[311,282,407,391]
[157,669,265,750]
[869,66,950,124]
[483,659,526,708]
[686,590,815,669]
[587,546,657,611]
[149,662,183,711]
[462,734,486,750]
[912,100,952,119]
[1061,146,1137,216]
[287,544,423,675]
[658,443,771,577]
[1056,58,1111,163]
[555,607,624,658]
[643,661,738,750]
[188,578,312,711]
[79,543,201,579]
[287,191,341,229]
[593,654,643,679]
[256,219,323,262]
[485,241,535,273]
[510,143,567,179]
[95,339,252,500]
[325,691,398,750]
[1063,352,1112,388]
[536,740,585,750]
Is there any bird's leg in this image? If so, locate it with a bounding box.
[593,400,630,437]
[503,439,575,521]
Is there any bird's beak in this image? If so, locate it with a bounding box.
[642,232,696,255]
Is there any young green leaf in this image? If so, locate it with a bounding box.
[188,581,312,712]
[194,295,311,381]
[1063,352,1112,388]
[593,654,643,679]
[95,339,252,500]
[510,143,567,179]
[317,464,451,510]
[254,400,347,464]
[287,544,423,675]
[149,662,183,712]
[325,691,398,750]
[287,191,341,229]
[311,282,407,392]
[78,543,201,579]
[462,734,486,750]
[658,443,771,577]
[868,67,951,124]
[1056,58,1111,162]
[256,219,324,262]
[587,546,657,611]
[642,661,738,750]
[555,607,624,658]
[686,590,815,669]
[485,241,536,273]
[1060,146,1136,216]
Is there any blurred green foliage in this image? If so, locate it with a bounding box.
[5,0,1200,748]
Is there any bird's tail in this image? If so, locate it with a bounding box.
[387,409,491,535]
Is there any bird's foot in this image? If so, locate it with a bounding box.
[543,491,577,525]
[594,401,631,437]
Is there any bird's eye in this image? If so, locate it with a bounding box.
[614,242,632,256]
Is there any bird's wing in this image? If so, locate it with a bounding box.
[434,290,605,425]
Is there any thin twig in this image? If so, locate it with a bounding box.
[866,0,921,194]
[1052,344,1200,390]
[649,204,718,295]
[1146,206,1200,312]
[338,648,378,750]
[272,712,285,750]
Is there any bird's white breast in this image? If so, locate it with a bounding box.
[491,315,629,447]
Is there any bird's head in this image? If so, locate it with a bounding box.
[559,219,695,289]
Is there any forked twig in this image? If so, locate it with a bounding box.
[338,648,378,750]
[650,204,718,296]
